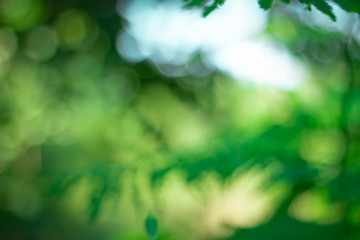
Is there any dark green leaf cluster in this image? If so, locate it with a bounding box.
[260,0,338,21]
[184,0,225,17]
[185,0,360,21]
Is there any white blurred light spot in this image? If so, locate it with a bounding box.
[117,0,307,90]
[116,30,147,63]
[206,38,305,90]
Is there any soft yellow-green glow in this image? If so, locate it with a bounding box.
[300,130,344,164]
[136,84,211,151]
[270,18,298,42]
[289,189,342,224]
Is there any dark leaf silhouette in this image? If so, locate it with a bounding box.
[312,0,336,21]
[145,213,158,239]
[183,0,360,20]
[259,0,274,10]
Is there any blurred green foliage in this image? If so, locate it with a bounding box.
[0,0,360,240]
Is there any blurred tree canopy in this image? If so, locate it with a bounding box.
[0,0,360,240]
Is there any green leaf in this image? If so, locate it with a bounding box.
[306,3,312,11]
[183,0,360,19]
[332,0,360,13]
[259,0,274,10]
[214,0,225,4]
[185,0,209,8]
[145,213,158,239]
[312,0,336,21]
[203,3,218,17]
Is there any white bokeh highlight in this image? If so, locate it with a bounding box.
[117,0,307,90]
